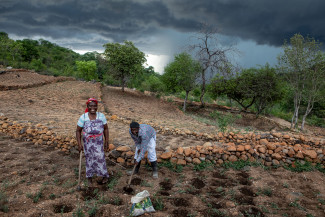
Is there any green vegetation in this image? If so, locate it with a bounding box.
[86,201,98,217]
[0,191,9,213]
[49,193,56,200]
[284,161,325,173]
[289,199,306,211]
[0,31,324,127]
[158,160,183,173]
[162,52,201,111]
[26,186,45,203]
[75,60,98,81]
[72,208,85,217]
[278,33,325,130]
[103,40,146,91]
[209,63,283,115]
[193,161,214,171]
[152,196,164,211]
[106,172,122,190]
[210,110,241,132]
[257,187,273,197]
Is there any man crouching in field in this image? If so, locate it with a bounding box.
[129,121,158,179]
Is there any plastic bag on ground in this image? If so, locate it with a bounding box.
[130,190,155,216]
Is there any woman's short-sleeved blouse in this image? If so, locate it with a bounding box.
[77,112,107,128]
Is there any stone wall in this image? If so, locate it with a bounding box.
[0,115,324,168]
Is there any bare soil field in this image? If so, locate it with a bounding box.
[0,68,73,90]
[1,134,324,217]
[0,70,325,216]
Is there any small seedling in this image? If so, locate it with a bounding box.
[283,182,289,188]
[216,186,223,193]
[318,198,325,205]
[271,202,279,210]
[257,187,272,197]
[86,201,98,217]
[289,199,306,211]
[0,191,9,213]
[152,197,164,211]
[72,207,85,217]
[208,208,226,217]
[62,179,77,188]
[27,186,45,203]
[259,205,270,213]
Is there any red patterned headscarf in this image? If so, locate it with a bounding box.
[85,98,98,113]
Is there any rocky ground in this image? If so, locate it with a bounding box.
[0,70,324,216]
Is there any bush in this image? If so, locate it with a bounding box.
[307,115,325,127]
[210,111,241,132]
[29,59,46,72]
[140,75,165,92]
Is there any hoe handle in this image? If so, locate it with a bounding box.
[127,164,137,186]
[78,151,82,186]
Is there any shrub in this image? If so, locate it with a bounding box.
[141,75,165,93]
[210,111,241,132]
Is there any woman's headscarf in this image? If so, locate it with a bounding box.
[85,98,98,113]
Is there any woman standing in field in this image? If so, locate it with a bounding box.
[76,98,109,187]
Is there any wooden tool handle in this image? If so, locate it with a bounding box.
[127,164,137,186]
[78,151,82,185]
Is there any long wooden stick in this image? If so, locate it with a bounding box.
[127,164,137,187]
[77,151,82,190]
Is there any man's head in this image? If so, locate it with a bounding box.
[130,122,140,136]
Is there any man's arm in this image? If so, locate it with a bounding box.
[135,137,150,162]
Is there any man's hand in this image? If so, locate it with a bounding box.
[134,159,139,165]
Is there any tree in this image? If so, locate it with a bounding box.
[209,64,283,115]
[189,24,237,107]
[76,60,98,81]
[162,52,201,112]
[19,39,40,62]
[277,34,325,130]
[103,41,146,91]
[0,32,11,65]
[300,61,325,130]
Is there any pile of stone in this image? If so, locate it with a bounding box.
[0,116,77,154]
[1,114,324,168]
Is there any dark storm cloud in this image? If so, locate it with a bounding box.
[1,0,324,49]
[0,0,199,42]
[165,0,325,46]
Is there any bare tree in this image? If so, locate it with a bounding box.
[189,24,238,107]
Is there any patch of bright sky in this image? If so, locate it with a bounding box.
[145,54,170,74]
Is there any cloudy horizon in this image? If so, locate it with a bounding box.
[1,0,325,73]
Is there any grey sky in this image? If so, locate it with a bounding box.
[1,0,324,73]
